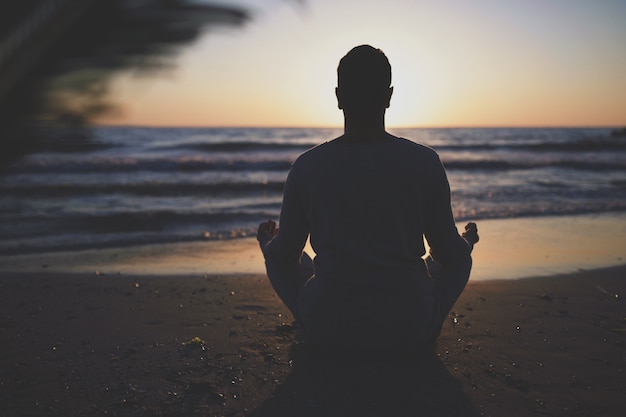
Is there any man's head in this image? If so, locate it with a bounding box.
[336,45,393,118]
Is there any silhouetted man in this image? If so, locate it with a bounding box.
[258,45,478,356]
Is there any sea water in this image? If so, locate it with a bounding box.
[1,126,625,255]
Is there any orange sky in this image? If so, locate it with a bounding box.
[96,0,626,128]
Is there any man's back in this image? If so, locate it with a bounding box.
[290,135,450,285]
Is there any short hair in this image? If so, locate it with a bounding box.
[337,45,392,114]
[337,45,391,90]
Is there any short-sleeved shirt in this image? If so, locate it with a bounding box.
[264,135,469,353]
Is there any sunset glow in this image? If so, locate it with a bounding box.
[96,0,626,128]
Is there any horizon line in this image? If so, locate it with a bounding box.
[90,123,626,130]
[93,122,626,130]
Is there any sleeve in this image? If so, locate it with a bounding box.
[423,155,471,266]
[261,162,310,269]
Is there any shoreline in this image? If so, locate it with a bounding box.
[1,212,625,281]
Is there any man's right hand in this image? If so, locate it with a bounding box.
[257,220,278,244]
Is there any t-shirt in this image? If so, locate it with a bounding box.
[264,135,470,354]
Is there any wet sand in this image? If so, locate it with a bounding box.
[1,265,625,416]
[2,213,626,280]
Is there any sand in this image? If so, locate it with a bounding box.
[1,265,625,417]
[1,213,625,416]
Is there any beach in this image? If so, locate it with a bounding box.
[1,266,625,416]
[1,214,625,416]
[1,126,625,415]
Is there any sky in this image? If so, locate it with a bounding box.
[96,0,626,128]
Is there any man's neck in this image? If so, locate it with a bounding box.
[343,113,389,141]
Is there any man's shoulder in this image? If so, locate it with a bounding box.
[389,137,442,163]
[292,135,441,167]
[394,136,437,152]
[293,139,337,165]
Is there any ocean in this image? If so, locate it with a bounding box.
[1,126,625,256]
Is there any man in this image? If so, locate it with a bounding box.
[258,45,478,356]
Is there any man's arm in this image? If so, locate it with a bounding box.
[423,156,472,267]
[261,163,310,269]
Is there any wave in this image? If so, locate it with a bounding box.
[4,158,294,174]
[0,209,274,255]
[442,159,626,171]
[78,210,275,234]
[57,135,626,154]
[433,137,626,152]
[0,180,287,197]
[7,154,625,177]
[31,126,624,153]
[3,205,625,256]
[154,141,315,153]
[1,209,278,240]
[453,204,626,223]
